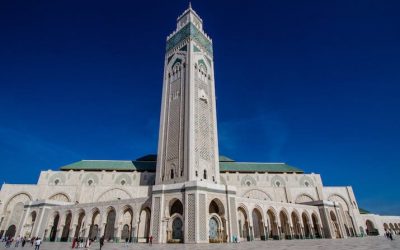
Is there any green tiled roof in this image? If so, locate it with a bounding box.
[219,161,303,173]
[60,155,303,173]
[359,208,370,214]
[60,160,155,172]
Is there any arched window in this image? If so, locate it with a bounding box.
[203,170,207,180]
[170,169,174,179]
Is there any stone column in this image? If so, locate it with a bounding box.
[99,223,106,238]
[55,224,64,242]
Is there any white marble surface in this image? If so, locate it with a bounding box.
[1,237,399,250]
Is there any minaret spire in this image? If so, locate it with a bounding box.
[189,1,192,9]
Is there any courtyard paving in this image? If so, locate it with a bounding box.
[1,236,399,250]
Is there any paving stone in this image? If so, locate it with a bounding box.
[1,237,399,250]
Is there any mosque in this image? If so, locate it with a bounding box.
[0,5,399,244]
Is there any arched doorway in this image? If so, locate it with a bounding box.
[291,211,302,239]
[389,223,395,232]
[170,199,183,216]
[172,217,183,242]
[365,220,376,236]
[252,208,264,240]
[169,199,183,243]
[237,207,249,241]
[209,217,219,242]
[49,213,60,242]
[209,199,226,242]
[120,207,133,243]
[7,202,24,237]
[302,212,311,238]
[137,208,151,243]
[267,209,279,239]
[104,208,116,241]
[344,224,350,237]
[61,212,72,241]
[74,211,85,238]
[279,210,291,239]
[330,211,341,238]
[89,210,100,240]
[25,211,37,238]
[394,224,400,234]
[5,225,16,238]
[312,213,321,238]
[121,224,130,241]
[383,223,389,232]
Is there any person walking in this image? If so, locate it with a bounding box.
[21,237,26,247]
[5,237,12,248]
[99,236,104,250]
[34,238,41,250]
[14,236,20,247]
[71,237,77,248]
[124,237,129,248]
[149,235,153,245]
[85,238,91,249]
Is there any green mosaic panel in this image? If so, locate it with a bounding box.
[166,23,213,56]
[193,45,201,52]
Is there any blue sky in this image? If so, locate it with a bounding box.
[0,0,399,215]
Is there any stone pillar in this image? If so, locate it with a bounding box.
[99,223,106,238]
[226,195,239,243]
[55,224,64,242]
[84,225,90,239]
[133,226,138,243]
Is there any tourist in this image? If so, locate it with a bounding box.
[30,237,35,246]
[389,231,394,240]
[34,237,41,250]
[14,235,20,247]
[125,237,129,247]
[85,238,91,249]
[72,237,77,248]
[21,237,26,247]
[5,237,11,248]
[149,235,153,245]
[99,236,104,250]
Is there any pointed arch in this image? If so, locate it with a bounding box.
[302,211,312,238]
[96,188,131,202]
[279,209,291,239]
[252,207,265,240]
[295,193,315,204]
[237,204,250,241]
[49,192,71,202]
[291,210,302,239]
[266,207,279,239]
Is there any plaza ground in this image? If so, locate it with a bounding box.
[1,237,399,250]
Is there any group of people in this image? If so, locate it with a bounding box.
[71,236,104,250]
[385,230,395,240]
[1,236,42,249]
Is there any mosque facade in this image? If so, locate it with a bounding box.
[1,5,399,244]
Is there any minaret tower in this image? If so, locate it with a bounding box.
[150,5,238,244]
[155,4,220,185]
